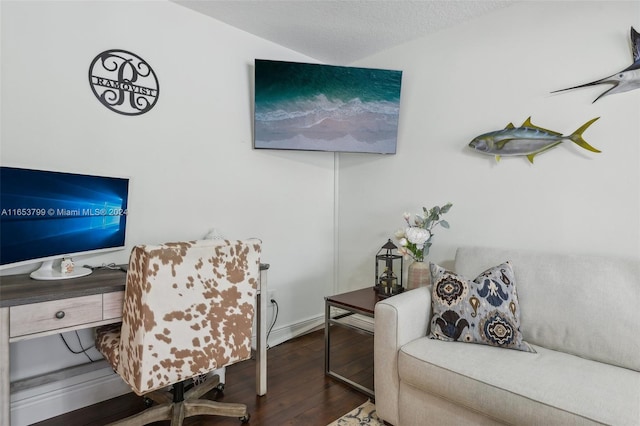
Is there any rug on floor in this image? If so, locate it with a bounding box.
[327,400,384,425]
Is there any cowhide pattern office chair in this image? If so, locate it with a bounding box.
[96,239,261,425]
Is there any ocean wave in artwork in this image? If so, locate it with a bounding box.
[254,60,402,154]
[255,94,399,143]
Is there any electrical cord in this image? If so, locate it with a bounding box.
[83,263,127,272]
[266,299,278,350]
[59,331,97,363]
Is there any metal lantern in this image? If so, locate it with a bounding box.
[375,239,403,297]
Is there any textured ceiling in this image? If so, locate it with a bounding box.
[173,0,515,64]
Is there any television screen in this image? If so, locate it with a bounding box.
[0,167,129,278]
[254,59,402,154]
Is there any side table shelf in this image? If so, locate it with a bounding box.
[324,287,379,399]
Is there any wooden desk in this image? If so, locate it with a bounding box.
[0,265,269,425]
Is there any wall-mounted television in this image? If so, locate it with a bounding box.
[0,167,129,280]
[254,59,402,154]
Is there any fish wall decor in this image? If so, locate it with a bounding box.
[552,27,640,102]
[468,117,601,164]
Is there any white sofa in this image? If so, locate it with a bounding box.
[374,246,640,425]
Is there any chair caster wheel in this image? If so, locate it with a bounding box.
[143,397,154,408]
[239,413,250,423]
[216,383,225,393]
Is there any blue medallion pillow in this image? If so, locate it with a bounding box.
[428,261,535,353]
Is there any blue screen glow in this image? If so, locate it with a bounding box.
[0,167,129,267]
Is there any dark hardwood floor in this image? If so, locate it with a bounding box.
[34,327,373,426]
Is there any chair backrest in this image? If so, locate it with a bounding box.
[116,239,262,394]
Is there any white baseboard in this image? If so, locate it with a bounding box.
[10,315,325,425]
[10,363,130,426]
[334,313,374,333]
[263,314,324,348]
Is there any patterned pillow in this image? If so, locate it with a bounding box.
[428,261,535,353]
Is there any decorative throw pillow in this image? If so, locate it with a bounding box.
[428,261,535,353]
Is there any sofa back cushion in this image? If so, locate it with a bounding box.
[454,247,640,372]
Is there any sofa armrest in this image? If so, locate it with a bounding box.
[374,286,431,426]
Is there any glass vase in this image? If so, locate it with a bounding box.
[407,260,430,290]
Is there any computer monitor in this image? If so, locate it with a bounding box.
[0,166,129,280]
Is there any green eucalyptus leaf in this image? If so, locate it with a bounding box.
[440,203,452,213]
[440,220,450,229]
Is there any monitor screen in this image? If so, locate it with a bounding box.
[253,59,402,154]
[0,167,129,279]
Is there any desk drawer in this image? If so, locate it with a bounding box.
[10,295,103,338]
[103,291,124,320]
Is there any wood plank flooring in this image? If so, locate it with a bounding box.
[34,327,373,426]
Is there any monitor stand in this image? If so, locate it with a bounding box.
[30,259,93,281]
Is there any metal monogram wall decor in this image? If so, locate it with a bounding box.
[88,49,159,115]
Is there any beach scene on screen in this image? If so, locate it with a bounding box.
[254,60,402,154]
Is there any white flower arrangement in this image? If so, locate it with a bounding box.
[395,203,452,262]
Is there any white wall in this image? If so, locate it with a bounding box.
[338,0,640,291]
[3,0,640,423]
[1,1,334,423]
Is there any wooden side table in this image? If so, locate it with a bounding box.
[324,287,380,399]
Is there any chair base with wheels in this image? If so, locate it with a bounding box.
[102,373,249,426]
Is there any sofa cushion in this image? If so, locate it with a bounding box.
[454,247,640,372]
[429,261,534,352]
[398,337,640,425]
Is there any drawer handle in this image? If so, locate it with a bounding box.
[55,311,66,319]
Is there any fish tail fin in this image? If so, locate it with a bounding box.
[568,117,601,153]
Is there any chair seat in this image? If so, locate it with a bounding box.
[96,323,121,371]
